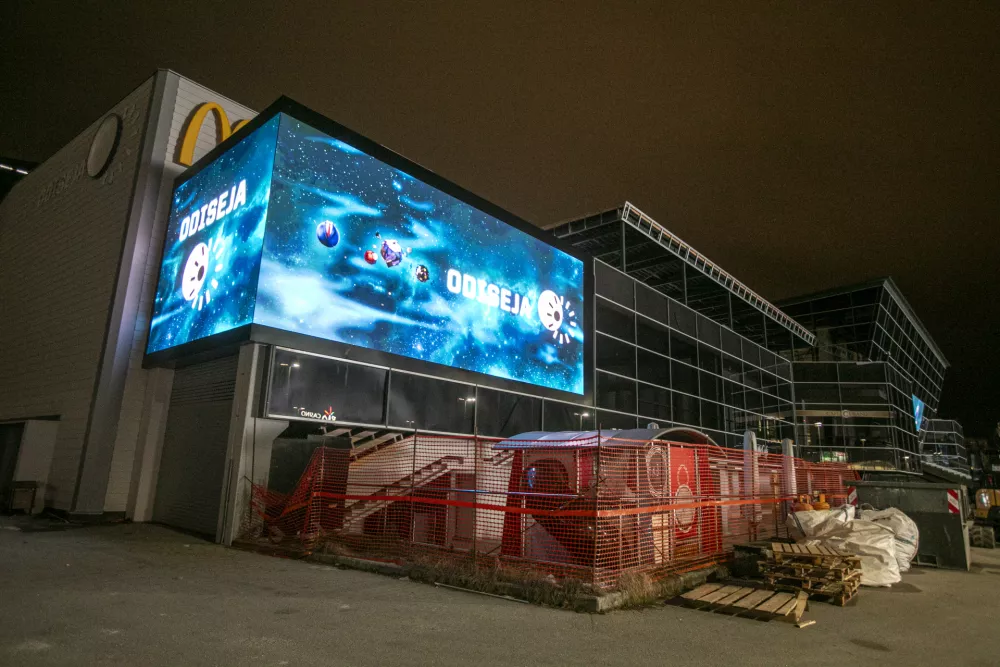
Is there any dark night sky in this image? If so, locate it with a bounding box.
[2,2,997,435]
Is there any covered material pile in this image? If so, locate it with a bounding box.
[785,506,920,587]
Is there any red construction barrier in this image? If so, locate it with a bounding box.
[245,434,858,590]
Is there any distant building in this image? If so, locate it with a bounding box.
[774,279,952,472]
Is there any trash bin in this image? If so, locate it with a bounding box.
[853,480,970,570]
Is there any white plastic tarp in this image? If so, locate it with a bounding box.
[785,508,901,586]
[860,508,920,572]
[786,506,854,540]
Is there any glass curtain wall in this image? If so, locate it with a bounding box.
[922,419,968,471]
[595,260,795,450]
[778,282,946,415]
[791,361,920,470]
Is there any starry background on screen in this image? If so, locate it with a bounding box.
[146,115,280,353]
[253,115,585,394]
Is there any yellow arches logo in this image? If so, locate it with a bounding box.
[177,102,251,167]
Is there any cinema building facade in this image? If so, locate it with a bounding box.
[0,70,961,540]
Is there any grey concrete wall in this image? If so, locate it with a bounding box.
[0,77,155,510]
[104,73,257,513]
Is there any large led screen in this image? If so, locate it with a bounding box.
[147,110,585,395]
[253,115,585,394]
[146,116,280,353]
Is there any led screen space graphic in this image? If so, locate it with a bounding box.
[147,113,586,395]
[146,115,280,353]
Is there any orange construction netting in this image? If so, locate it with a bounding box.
[244,434,857,590]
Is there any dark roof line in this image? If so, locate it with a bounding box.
[551,202,816,346]
[777,276,948,368]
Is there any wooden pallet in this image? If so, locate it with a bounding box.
[759,561,862,583]
[760,543,862,606]
[770,543,861,567]
[667,583,809,623]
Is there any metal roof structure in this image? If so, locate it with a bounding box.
[777,276,948,368]
[549,202,816,346]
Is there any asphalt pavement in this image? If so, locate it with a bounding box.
[1,521,997,666]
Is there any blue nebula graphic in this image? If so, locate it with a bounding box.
[253,115,585,394]
[146,116,280,353]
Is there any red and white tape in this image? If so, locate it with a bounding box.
[947,488,961,515]
[847,486,858,507]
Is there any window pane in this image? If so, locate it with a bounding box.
[838,363,886,383]
[839,383,889,404]
[543,401,592,431]
[672,391,699,426]
[269,350,387,425]
[792,363,838,383]
[722,327,743,357]
[722,354,743,381]
[670,301,698,337]
[698,343,721,374]
[637,349,670,387]
[636,316,670,355]
[476,388,542,437]
[671,360,699,395]
[596,261,634,308]
[700,370,721,402]
[388,372,474,433]
[725,380,745,409]
[670,331,698,366]
[701,400,722,430]
[698,316,722,348]
[795,383,841,403]
[597,372,637,412]
[638,384,671,421]
[635,283,669,324]
[596,409,637,431]
[597,298,635,342]
[596,334,636,377]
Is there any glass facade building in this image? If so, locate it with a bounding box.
[921,419,967,471]
[775,279,953,471]
[551,203,813,449]
[790,361,922,470]
[777,279,947,414]
[259,199,959,472]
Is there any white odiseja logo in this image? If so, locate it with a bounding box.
[181,237,226,311]
[537,289,578,345]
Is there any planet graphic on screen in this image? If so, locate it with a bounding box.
[316,220,340,247]
[381,239,403,267]
[363,250,377,265]
[415,265,429,282]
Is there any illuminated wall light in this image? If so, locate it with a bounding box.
[0,164,12,171]
[15,169,28,175]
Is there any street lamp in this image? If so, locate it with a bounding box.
[459,397,475,425]
[574,412,591,430]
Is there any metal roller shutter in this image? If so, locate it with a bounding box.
[152,355,238,537]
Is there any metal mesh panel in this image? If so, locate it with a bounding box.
[244,434,857,591]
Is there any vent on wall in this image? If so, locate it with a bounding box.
[169,355,238,405]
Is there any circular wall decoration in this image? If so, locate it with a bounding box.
[87,113,122,178]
